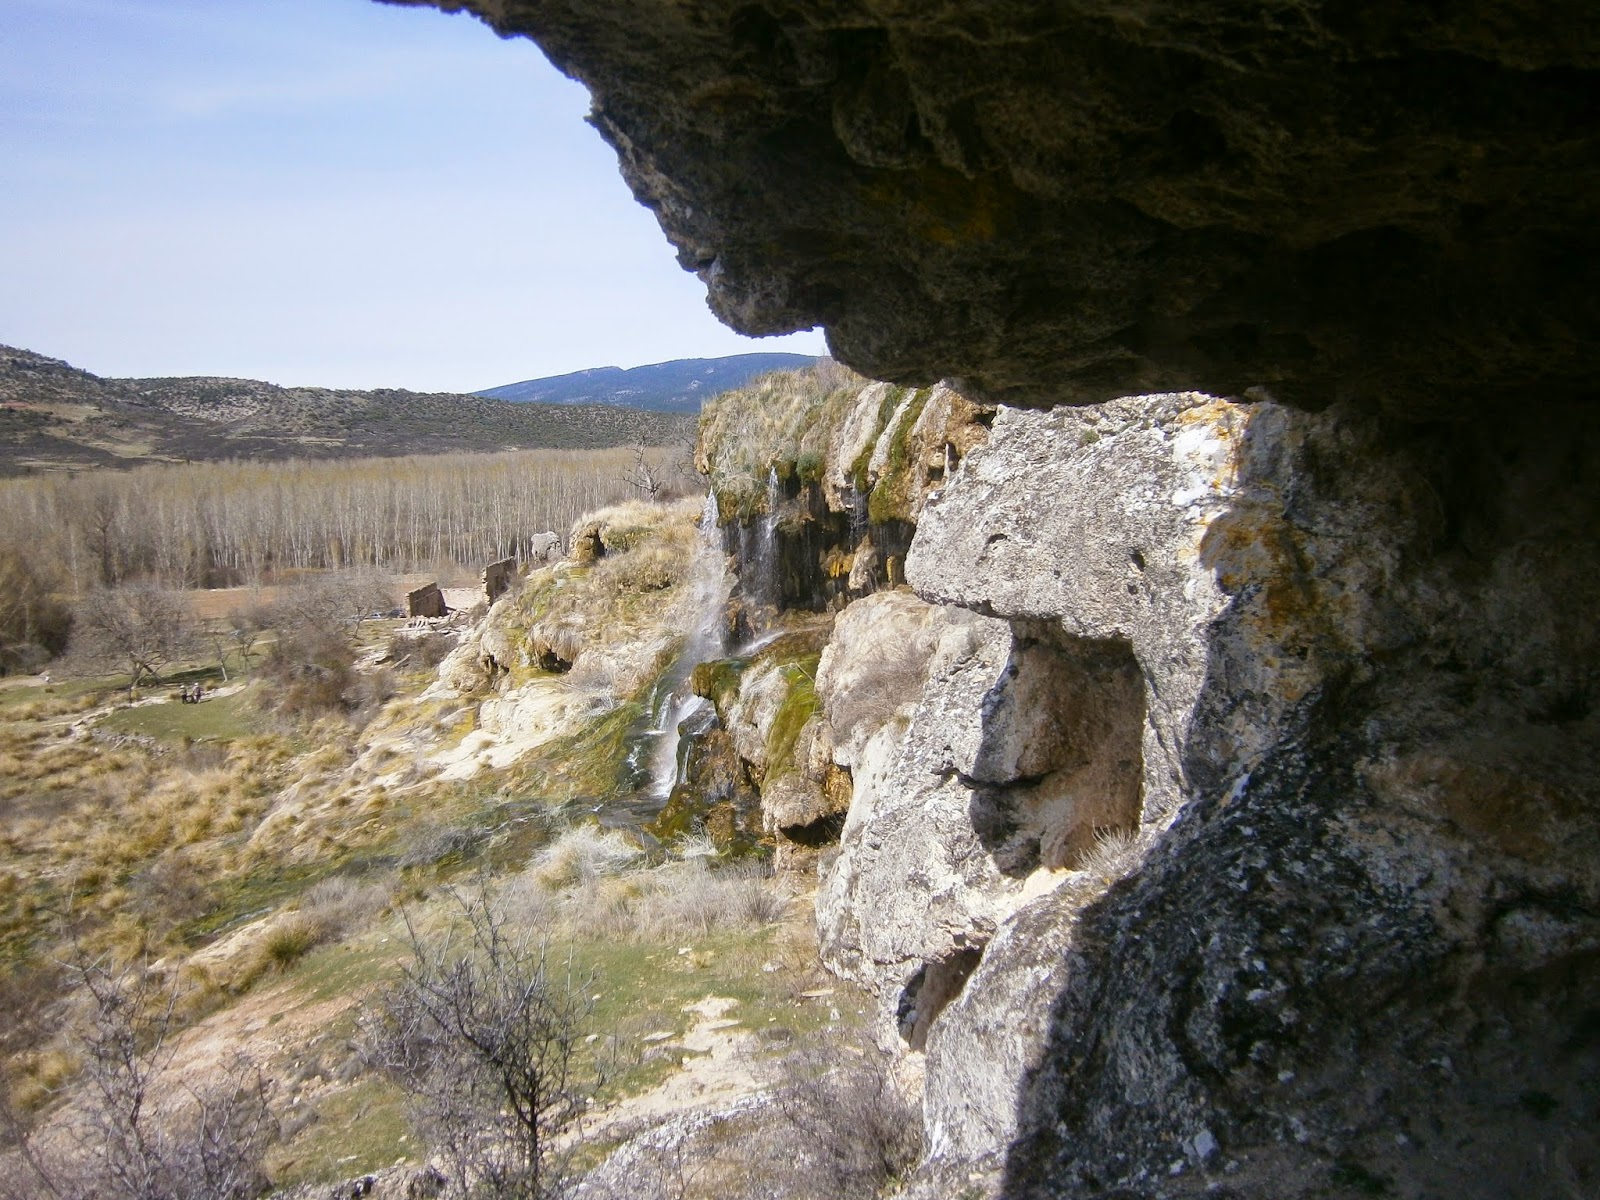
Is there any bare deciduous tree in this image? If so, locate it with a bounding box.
[621,442,667,503]
[225,601,273,670]
[0,956,276,1200]
[301,568,394,633]
[70,584,198,695]
[0,547,72,675]
[361,885,606,1200]
[1,446,667,587]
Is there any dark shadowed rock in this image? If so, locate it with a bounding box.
[390,0,1597,415]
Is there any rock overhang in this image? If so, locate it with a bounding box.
[389,0,1598,416]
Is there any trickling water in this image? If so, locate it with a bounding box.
[733,628,784,657]
[631,491,731,804]
[846,482,869,548]
[749,465,781,612]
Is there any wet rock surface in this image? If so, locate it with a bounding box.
[397,0,1597,415]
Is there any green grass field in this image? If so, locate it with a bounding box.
[97,685,268,742]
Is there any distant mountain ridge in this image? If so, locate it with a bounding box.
[0,344,695,475]
[476,352,818,412]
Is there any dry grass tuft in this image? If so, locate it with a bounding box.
[1074,825,1146,882]
[261,911,327,970]
[511,838,791,944]
[531,825,642,890]
[299,874,394,940]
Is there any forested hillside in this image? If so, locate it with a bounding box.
[0,345,693,474]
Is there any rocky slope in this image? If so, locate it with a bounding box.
[0,344,691,472]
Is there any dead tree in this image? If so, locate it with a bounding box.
[621,442,665,502]
[0,956,276,1200]
[361,885,605,1200]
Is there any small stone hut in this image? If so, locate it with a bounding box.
[407,582,446,619]
[483,558,516,604]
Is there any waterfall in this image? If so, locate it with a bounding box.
[846,481,868,549]
[749,465,780,612]
[638,491,730,801]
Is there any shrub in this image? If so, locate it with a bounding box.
[259,626,356,716]
[585,1040,921,1200]
[513,845,791,944]
[639,860,789,937]
[530,826,641,890]
[360,885,606,1200]
[1,957,277,1200]
[1075,825,1144,882]
[768,1046,924,1199]
[299,874,392,940]
[261,911,327,970]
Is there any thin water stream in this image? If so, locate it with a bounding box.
[611,491,732,827]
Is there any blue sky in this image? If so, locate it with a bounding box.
[0,0,826,391]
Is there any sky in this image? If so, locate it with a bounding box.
[0,0,827,392]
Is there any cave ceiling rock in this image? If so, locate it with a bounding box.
[392,0,1599,415]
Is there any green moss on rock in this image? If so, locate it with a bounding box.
[765,654,822,781]
[867,387,932,524]
[691,657,749,720]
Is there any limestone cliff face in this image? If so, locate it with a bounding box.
[395,0,1598,416]
[836,396,1600,1196]
[687,376,1600,1197]
[679,364,992,864]
[696,364,988,624]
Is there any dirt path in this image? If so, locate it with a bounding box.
[577,995,773,1146]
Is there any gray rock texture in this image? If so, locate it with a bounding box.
[394,0,1598,415]
[894,396,1600,1197]
[816,605,1012,999]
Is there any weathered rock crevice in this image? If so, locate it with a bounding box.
[897,944,985,1052]
[963,627,1145,876]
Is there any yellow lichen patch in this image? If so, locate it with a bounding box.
[1367,751,1585,863]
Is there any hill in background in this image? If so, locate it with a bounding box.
[476,352,817,412]
[0,344,695,475]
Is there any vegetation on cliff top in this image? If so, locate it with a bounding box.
[695,360,868,518]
